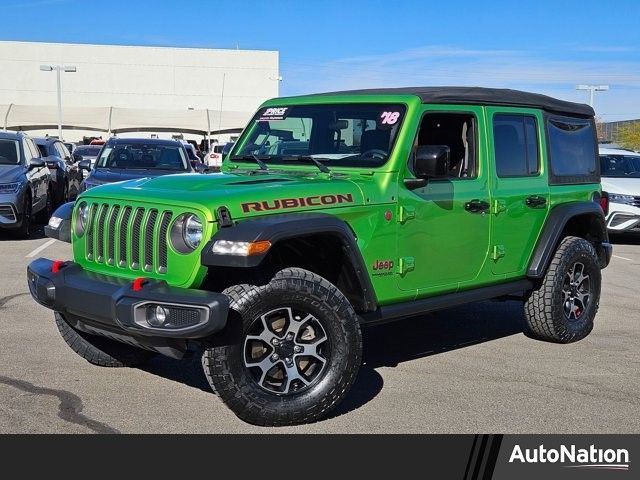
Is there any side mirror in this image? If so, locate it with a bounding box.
[78,159,92,171]
[73,153,83,163]
[404,145,450,190]
[28,157,45,170]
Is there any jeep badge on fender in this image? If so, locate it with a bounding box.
[28,87,611,426]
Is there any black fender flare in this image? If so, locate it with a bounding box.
[527,201,610,278]
[44,201,74,243]
[201,213,377,311]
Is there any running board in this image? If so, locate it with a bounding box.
[359,279,533,326]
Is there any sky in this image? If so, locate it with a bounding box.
[2,0,640,120]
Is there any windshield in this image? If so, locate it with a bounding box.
[75,146,101,157]
[232,103,407,168]
[600,154,640,178]
[96,144,188,171]
[0,139,20,165]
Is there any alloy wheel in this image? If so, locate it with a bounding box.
[243,307,329,395]
[562,262,591,320]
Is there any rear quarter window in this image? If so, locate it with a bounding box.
[546,115,599,185]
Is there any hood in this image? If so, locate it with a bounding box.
[80,171,366,221]
[0,164,26,183]
[89,168,182,184]
[601,177,640,196]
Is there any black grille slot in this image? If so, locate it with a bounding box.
[95,204,109,262]
[106,205,120,265]
[131,208,144,269]
[86,204,97,260]
[118,207,132,267]
[143,209,158,272]
[158,211,172,273]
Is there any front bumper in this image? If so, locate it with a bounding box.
[27,258,229,341]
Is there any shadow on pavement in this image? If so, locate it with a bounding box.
[610,232,640,246]
[139,300,525,421]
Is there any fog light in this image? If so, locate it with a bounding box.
[146,305,169,327]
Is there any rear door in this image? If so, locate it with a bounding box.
[487,108,549,276]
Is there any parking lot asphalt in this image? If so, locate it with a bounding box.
[0,227,638,434]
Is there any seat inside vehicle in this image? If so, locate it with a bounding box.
[417,113,476,177]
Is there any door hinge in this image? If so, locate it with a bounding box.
[491,199,507,215]
[398,257,415,276]
[491,245,505,261]
[398,206,416,224]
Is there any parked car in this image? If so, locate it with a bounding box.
[78,138,201,192]
[0,132,52,237]
[599,146,640,233]
[33,137,83,205]
[30,87,611,426]
[73,145,102,169]
[205,142,230,169]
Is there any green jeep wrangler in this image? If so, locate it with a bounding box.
[29,87,612,426]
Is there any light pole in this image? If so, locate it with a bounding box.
[576,84,609,109]
[40,64,77,140]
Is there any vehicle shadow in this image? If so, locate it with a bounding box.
[139,300,526,421]
[0,225,46,241]
[610,232,640,246]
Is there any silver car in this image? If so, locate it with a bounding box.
[0,131,52,237]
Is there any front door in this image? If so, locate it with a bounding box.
[487,108,550,276]
[396,105,491,296]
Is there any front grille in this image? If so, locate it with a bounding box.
[633,196,640,208]
[85,203,172,275]
[0,205,17,223]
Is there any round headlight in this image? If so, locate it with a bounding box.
[75,202,89,236]
[183,214,203,249]
[170,213,204,253]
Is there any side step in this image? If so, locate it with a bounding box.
[359,279,533,326]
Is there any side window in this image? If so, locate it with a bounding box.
[26,139,38,159]
[416,112,477,178]
[57,142,70,159]
[547,115,598,183]
[493,114,539,177]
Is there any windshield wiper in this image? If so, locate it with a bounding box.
[231,154,269,171]
[287,155,331,174]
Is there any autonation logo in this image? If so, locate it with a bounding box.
[509,444,630,471]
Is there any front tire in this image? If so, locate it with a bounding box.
[15,192,32,239]
[524,236,601,343]
[202,268,362,426]
[55,312,156,367]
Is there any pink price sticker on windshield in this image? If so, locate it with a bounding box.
[378,110,401,127]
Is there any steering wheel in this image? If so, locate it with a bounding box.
[361,149,388,159]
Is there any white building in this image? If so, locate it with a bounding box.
[0,41,280,143]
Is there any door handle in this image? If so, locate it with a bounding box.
[525,195,547,208]
[464,199,490,213]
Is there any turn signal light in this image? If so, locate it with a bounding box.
[247,240,272,256]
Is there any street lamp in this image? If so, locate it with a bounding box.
[40,64,77,140]
[576,84,609,109]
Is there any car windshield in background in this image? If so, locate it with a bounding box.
[232,104,407,168]
[75,146,101,157]
[600,154,640,178]
[0,139,20,165]
[95,144,188,171]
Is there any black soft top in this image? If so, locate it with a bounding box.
[313,86,594,117]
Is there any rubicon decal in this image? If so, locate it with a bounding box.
[509,444,630,471]
[241,193,354,213]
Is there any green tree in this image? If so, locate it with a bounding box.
[616,122,640,150]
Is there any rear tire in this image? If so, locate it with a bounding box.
[202,268,362,426]
[524,236,601,343]
[55,312,156,367]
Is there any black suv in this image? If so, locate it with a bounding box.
[79,138,202,192]
[33,137,83,205]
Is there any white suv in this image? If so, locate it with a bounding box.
[205,144,225,169]
[599,146,640,233]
